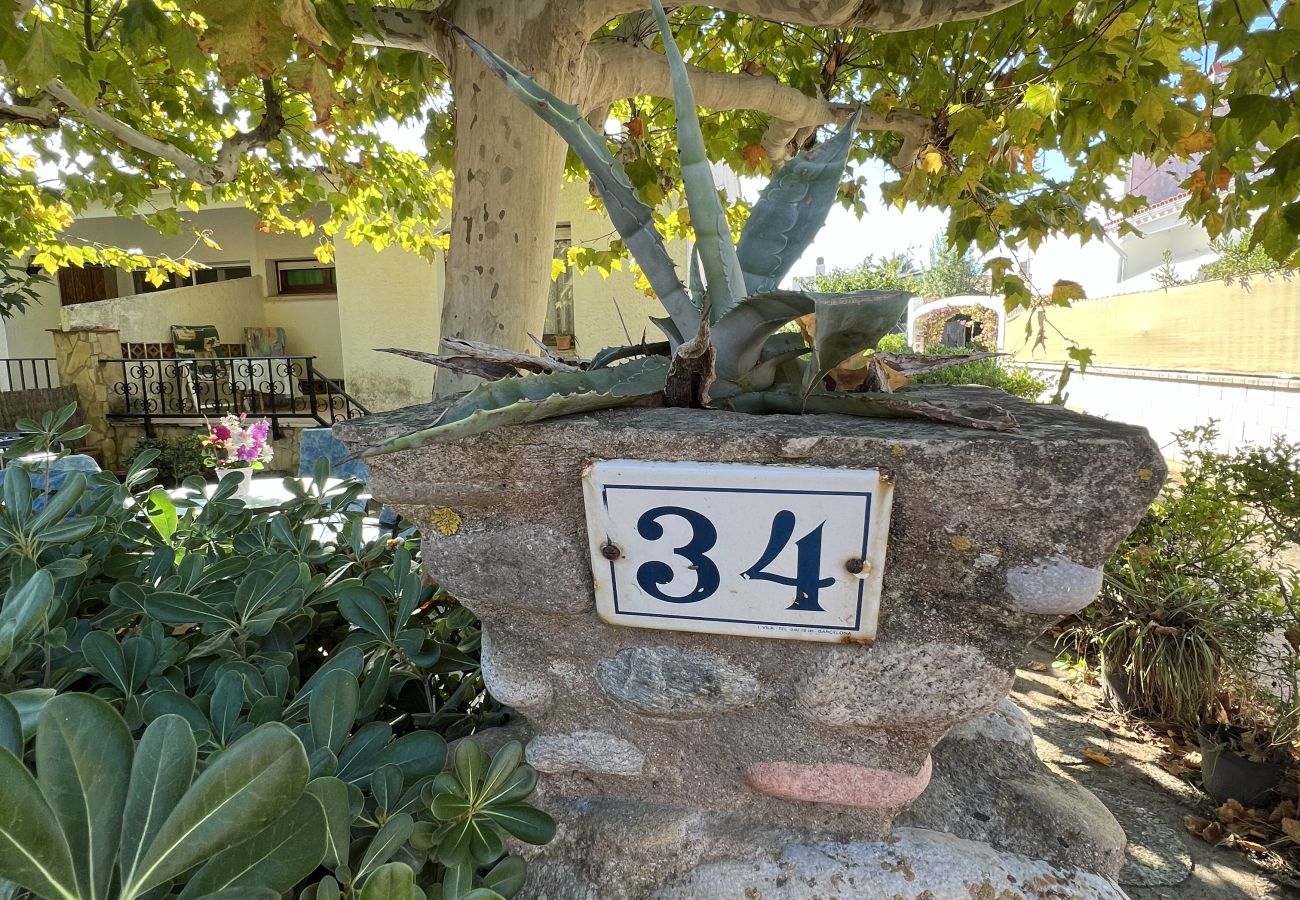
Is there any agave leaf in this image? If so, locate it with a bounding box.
[356,357,670,458]
[709,290,815,380]
[588,341,672,370]
[736,108,863,295]
[755,388,1019,431]
[873,351,1004,375]
[803,289,912,393]
[453,26,697,344]
[649,0,746,322]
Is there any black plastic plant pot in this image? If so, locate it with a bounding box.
[1099,655,1136,717]
[1198,725,1289,807]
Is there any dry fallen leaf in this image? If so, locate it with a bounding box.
[1234,838,1269,855]
[1217,799,1247,824]
[1029,661,1049,672]
[1282,818,1300,843]
[1083,748,1115,767]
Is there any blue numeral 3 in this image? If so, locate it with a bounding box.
[635,506,722,603]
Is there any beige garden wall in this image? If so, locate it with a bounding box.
[263,296,344,375]
[65,276,268,346]
[1009,274,1300,375]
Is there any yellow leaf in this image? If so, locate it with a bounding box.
[31,250,59,274]
[1176,131,1217,156]
[550,257,567,282]
[1083,748,1115,767]
[279,0,333,47]
[17,155,37,171]
[144,267,167,288]
[919,150,944,174]
[1050,279,1086,305]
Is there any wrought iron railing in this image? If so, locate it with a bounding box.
[103,355,368,437]
[1,358,58,391]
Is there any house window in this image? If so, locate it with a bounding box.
[131,263,252,295]
[275,259,336,295]
[544,224,575,351]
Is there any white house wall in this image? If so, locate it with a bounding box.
[333,239,441,411]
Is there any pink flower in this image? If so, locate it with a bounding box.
[213,425,231,441]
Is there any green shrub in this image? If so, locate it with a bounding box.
[876,333,1049,400]
[1066,426,1297,733]
[126,434,208,486]
[0,428,550,899]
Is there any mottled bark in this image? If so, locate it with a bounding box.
[434,3,589,394]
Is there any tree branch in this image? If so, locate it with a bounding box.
[584,42,933,167]
[40,78,284,186]
[590,0,1026,31]
[351,6,450,64]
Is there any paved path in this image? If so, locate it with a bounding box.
[1010,642,1295,899]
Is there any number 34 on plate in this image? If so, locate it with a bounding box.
[582,460,894,644]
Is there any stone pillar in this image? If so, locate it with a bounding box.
[50,326,120,469]
[339,386,1164,899]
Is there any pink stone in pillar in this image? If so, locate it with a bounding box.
[745,756,933,809]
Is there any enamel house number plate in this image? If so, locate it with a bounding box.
[582,460,894,643]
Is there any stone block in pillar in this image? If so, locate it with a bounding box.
[339,386,1165,899]
[50,326,120,470]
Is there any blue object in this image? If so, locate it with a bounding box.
[0,453,102,500]
[297,428,398,531]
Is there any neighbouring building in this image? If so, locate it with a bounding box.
[1,179,685,414]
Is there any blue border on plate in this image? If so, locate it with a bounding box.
[602,482,873,632]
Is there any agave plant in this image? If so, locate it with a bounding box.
[356,0,1016,459]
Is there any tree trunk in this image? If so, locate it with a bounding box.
[438,3,585,395]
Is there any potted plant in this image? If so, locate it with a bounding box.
[339,2,1166,892]
[1068,426,1298,804]
[203,413,273,495]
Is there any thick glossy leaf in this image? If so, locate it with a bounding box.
[28,472,86,532]
[479,741,524,804]
[5,689,53,741]
[482,855,527,896]
[120,715,197,891]
[336,720,393,783]
[453,28,697,342]
[191,889,279,899]
[338,588,390,640]
[176,793,326,899]
[452,739,488,795]
[0,570,53,644]
[283,646,365,718]
[80,631,129,695]
[440,860,472,900]
[3,465,31,516]
[0,747,78,900]
[125,723,309,896]
[0,697,20,758]
[304,777,352,868]
[359,862,417,900]
[354,813,413,882]
[143,591,235,627]
[308,669,359,755]
[802,289,912,392]
[141,691,210,734]
[736,109,862,295]
[649,0,746,321]
[357,357,669,459]
[37,693,132,900]
[481,805,556,845]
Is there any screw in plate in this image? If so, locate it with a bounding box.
[601,541,623,561]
